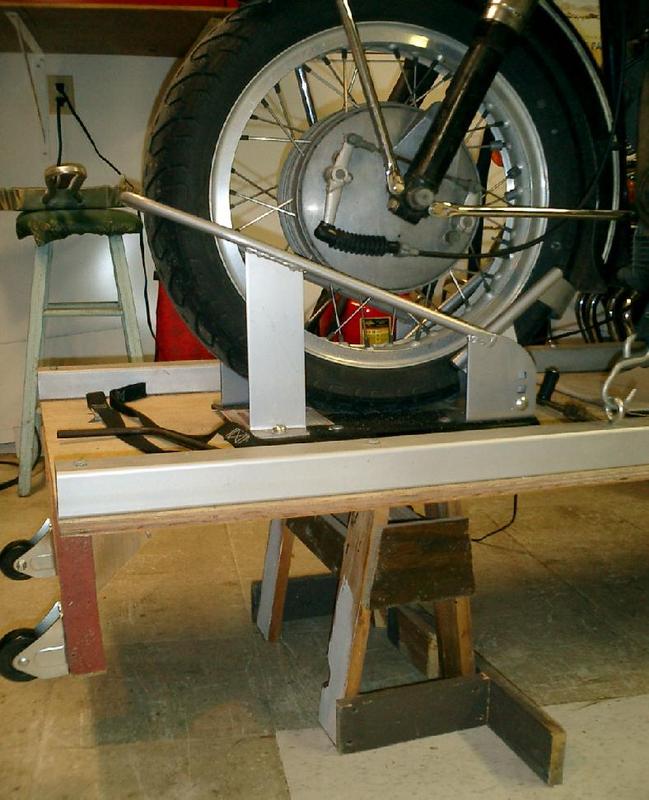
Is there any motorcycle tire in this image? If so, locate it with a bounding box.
[144,0,615,409]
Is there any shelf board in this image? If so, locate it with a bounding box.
[1,2,233,55]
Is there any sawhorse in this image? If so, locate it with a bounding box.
[254,502,565,784]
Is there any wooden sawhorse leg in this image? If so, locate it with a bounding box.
[318,508,389,740]
[256,519,295,642]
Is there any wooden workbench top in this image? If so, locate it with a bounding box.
[40,382,649,537]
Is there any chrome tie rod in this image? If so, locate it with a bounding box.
[121,191,562,351]
[431,201,631,221]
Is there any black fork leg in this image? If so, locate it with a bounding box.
[394,0,540,223]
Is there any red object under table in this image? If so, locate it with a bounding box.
[154,284,215,362]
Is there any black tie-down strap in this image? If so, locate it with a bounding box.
[57,382,256,453]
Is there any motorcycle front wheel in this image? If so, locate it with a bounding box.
[144,0,614,408]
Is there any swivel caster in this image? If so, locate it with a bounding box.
[0,541,32,581]
[0,520,55,581]
[0,603,68,682]
[0,629,38,682]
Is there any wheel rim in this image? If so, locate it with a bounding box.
[210,21,549,370]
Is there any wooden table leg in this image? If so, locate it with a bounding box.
[256,519,294,642]
[319,507,389,742]
[53,524,106,676]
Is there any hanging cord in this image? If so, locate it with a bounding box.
[54,85,156,342]
[55,84,133,188]
[137,212,156,341]
[55,95,64,166]
[0,429,42,493]
[471,494,519,543]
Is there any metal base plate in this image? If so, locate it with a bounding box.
[216,395,536,449]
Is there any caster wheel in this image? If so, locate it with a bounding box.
[0,628,38,682]
[0,540,32,581]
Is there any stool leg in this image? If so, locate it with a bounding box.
[18,243,52,496]
[108,235,143,361]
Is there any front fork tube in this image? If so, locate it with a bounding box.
[400,0,540,219]
[336,0,540,218]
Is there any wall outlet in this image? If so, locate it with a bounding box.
[47,75,75,114]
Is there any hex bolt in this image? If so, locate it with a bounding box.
[272,424,288,434]
[16,559,28,572]
[515,396,529,411]
[409,187,435,209]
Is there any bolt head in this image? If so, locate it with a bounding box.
[409,187,434,209]
[515,396,529,411]
[17,656,30,666]
[272,424,287,434]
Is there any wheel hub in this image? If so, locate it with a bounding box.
[278,103,481,291]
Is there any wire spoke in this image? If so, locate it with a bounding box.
[328,296,372,340]
[328,286,344,341]
[241,135,312,143]
[235,198,295,231]
[273,83,293,133]
[230,189,295,215]
[402,313,432,341]
[231,168,278,201]
[249,112,305,134]
[393,49,417,106]
[320,54,359,110]
[260,98,305,154]
[301,63,356,105]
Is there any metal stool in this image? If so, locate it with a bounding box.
[16,165,143,495]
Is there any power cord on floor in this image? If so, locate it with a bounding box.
[0,428,42,493]
[471,494,518,543]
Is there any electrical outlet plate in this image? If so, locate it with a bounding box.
[47,75,74,114]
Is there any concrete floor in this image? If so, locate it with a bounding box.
[1,460,649,798]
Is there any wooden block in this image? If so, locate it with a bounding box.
[370,517,473,607]
[286,515,346,574]
[386,605,438,678]
[434,596,476,678]
[250,573,338,622]
[383,606,565,786]
[424,500,464,519]
[482,660,566,786]
[337,674,489,753]
[288,514,474,608]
